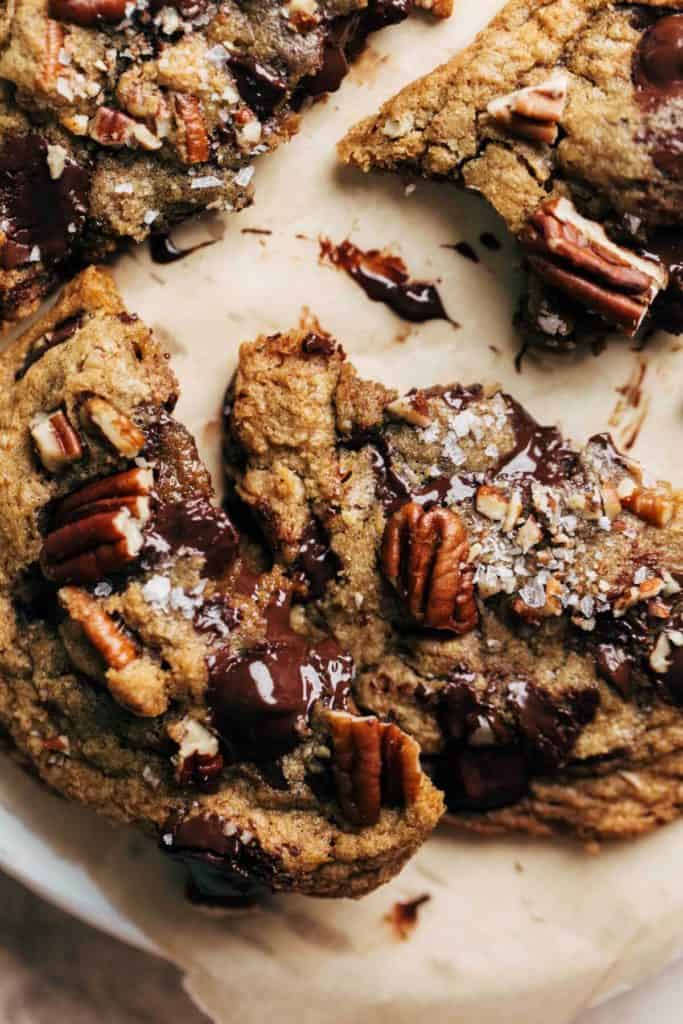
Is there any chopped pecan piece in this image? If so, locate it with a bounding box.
[487,71,568,144]
[49,0,127,26]
[326,711,421,826]
[382,502,478,633]
[172,94,210,164]
[41,468,152,584]
[512,575,564,624]
[59,586,138,669]
[522,198,668,334]
[80,396,145,457]
[619,479,675,527]
[169,716,223,788]
[30,410,83,473]
[42,20,66,87]
[89,107,161,151]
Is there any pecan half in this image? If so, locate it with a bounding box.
[49,0,127,26]
[80,396,145,457]
[382,502,478,633]
[41,468,152,584]
[522,198,668,334]
[30,410,83,473]
[59,586,138,669]
[172,93,209,164]
[326,711,421,827]
[487,71,568,144]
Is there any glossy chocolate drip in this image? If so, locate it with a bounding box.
[633,14,683,177]
[149,232,213,264]
[162,813,273,907]
[0,134,88,270]
[320,238,458,325]
[296,518,340,598]
[369,437,411,512]
[495,397,579,488]
[228,55,288,120]
[207,635,353,760]
[15,314,83,381]
[149,496,239,578]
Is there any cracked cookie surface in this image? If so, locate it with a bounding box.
[226,328,683,840]
[0,0,450,328]
[339,0,683,350]
[0,267,443,905]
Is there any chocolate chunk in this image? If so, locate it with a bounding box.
[438,746,529,811]
[507,680,599,770]
[207,636,353,759]
[301,332,337,356]
[228,56,288,121]
[662,643,683,705]
[636,14,683,89]
[0,135,89,271]
[495,397,579,488]
[596,643,633,698]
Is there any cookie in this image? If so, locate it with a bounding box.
[339,0,683,350]
[0,0,451,329]
[0,268,443,905]
[226,328,683,840]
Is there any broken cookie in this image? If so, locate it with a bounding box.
[0,0,451,328]
[0,268,443,905]
[339,0,683,350]
[226,328,683,840]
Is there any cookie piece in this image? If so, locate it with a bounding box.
[0,268,443,905]
[226,328,683,841]
[0,0,451,329]
[339,0,683,350]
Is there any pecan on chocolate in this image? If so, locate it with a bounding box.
[49,0,127,26]
[172,94,210,164]
[41,468,152,584]
[487,71,568,144]
[325,711,421,827]
[59,586,138,669]
[381,501,478,633]
[522,198,668,335]
[80,396,145,457]
[30,410,83,473]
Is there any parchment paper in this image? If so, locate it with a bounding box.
[5,0,683,1019]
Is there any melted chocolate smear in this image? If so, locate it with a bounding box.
[320,238,458,326]
[207,635,352,760]
[148,497,239,579]
[162,813,272,908]
[15,314,83,381]
[0,134,89,271]
[296,518,340,599]
[228,55,288,121]
[386,894,431,940]
[479,232,501,251]
[444,241,479,263]
[633,14,683,177]
[369,437,411,513]
[305,38,351,96]
[495,397,579,489]
[149,232,214,264]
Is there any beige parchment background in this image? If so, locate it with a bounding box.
[2,0,683,1019]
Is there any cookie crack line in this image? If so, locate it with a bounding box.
[339,0,683,351]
